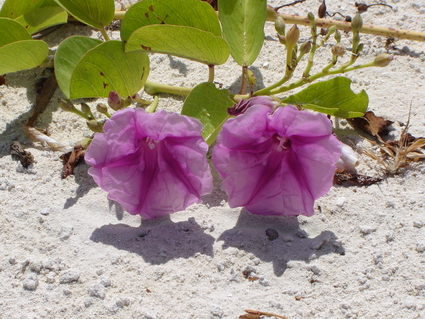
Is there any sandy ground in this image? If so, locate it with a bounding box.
[1,0,425,318]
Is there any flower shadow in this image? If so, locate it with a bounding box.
[90,216,215,265]
[217,210,345,276]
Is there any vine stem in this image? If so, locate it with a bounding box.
[113,10,425,42]
[266,8,425,42]
[100,27,110,41]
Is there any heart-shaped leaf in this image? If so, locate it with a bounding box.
[15,6,67,35]
[121,0,221,42]
[0,0,44,18]
[182,82,234,145]
[282,77,368,118]
[0,18,49,74]
[54,0,114,29]
[219,0,267,66]
[56,38,150,99]
[55,36,102,98]
[126,25,229,65]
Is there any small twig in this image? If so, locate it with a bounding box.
[275,0,306,11]
[355,2,393,13]
[240,309,289,319]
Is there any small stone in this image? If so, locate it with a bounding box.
[137,229,150,238]
[265,228,279,241]
[336,197,346,207]
[23,274,39,291]
[413,220,424,228]
[59,269,80,284]
[296,229,308,238]
[359,225,377,235]
[210,305,224,318]
[84,297,93,307]
[59,226,73,240]
[63,289,72,296]
[100,277,112,287]
[88,283,106,299]
[416,242,425,253]
[217,262,225,272]
[29,262,43,273]
[40,208,50,216]
[96,269,104,276]
[259,275,270,286]
[8,257,16,265]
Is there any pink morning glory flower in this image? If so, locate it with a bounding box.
[212,103,341,216]
[85,108,213,219]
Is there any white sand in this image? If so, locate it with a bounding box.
[1,1,425,318]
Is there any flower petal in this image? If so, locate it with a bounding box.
[85,108,213,219]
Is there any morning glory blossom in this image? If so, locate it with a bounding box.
[212,103,341,216]
[85,108,213,219]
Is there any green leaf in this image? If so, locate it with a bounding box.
[182,82,234,145]
[56,40,150,99]
[0,0,44,18]
[55,36,102,98]
[281,77,368,118]
[54,0,114,29]
[121,0,221,42]
[15,6,67,34]
[126,25,229,65]
[0,18,48,74]
[219,0,267,66]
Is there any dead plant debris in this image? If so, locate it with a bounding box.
[60,142,86,179]
[239,309,289,319]
[10,141,35,168]
[334,171,382,186]
[347,111,393,137]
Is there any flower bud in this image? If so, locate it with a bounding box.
[299,41,311,55]
[327,25,337,36]
[336,142,359,170]
[277,34,286,45]
[58,99,75,112]
[331,43,346,57]
[307,12,315,24]
[355,43,364,54]
[228,96,279,116]
[351,13,363,34]
[275,16,285,36]
[81,103,94,120]
[96,103,108,114]
[286,25,300,48]
[108,91,123,111]
[86,120,104,133]
[373,53,394,67]
[318,1,326,18]
[334,29,341,43]
[80,138,92,149]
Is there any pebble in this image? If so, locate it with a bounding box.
[88,283,106,299]
[40,208,50,216]
[359,225,377,235]
[84,297,94,307]
[416,242,425,253]
[59,269,80,284]
[259,275,270,286]
[296,229,308,238]
[8,257,16,265]
[100,277,112,287]
[217,262,225,272]
[210,305,224,318]
[336,197,346,207]
[23,274,39,291]
[265,228,279,241]
[59,226,73,240]
[413,220,424,228]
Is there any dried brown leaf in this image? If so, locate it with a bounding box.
[347,111,393,136]
[10,141,35,168]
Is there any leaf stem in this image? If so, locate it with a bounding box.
[239,66,248,95]
[146,95,159,113]
[100,27,110,41]
[266,8,425,42]
[208,65,215,83]
[144,81,192,96]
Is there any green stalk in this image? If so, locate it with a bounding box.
[146,95,159,113]
[208,65,215,83]
[144,81,192,96]
[100,27,110,41]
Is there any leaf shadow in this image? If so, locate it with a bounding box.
[90,215,215,264]
[227,65,265,95]
[217,209,345,276]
